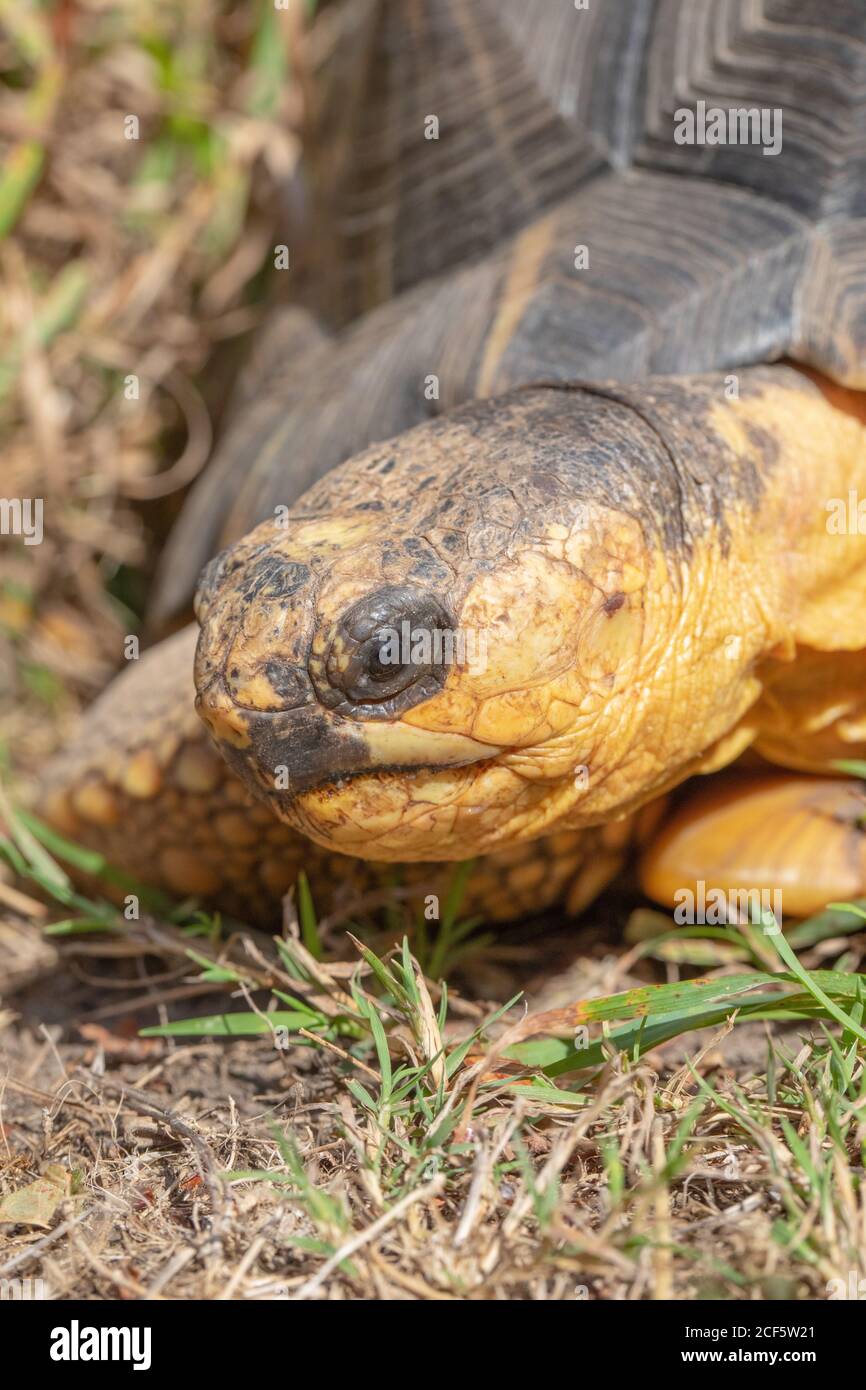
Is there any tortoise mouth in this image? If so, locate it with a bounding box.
[291,755,500,798]
[195,679,502,805]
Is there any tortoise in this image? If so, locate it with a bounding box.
[39,0,866,937]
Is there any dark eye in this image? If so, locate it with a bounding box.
[312,585,456,713]
[334,627,416,702]
[367,637,398,681]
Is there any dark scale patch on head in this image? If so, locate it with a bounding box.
[242,555,310,602]
[398,539,453,585]
[407,557,451,584]
[489,377,779,560]
[195,541,270,620]
[440,390,694,563]
[355,500,385,511]
[262,660,314,708]
[603,592,626,615]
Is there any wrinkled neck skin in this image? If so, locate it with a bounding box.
[194,366,866,862]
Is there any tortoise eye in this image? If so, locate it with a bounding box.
[366,641,398,681]
[311,585,456,713]
[330,626,418,704]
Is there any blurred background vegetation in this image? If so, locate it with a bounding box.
[0,0,311,784]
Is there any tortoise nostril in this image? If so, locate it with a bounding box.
[195,686,252,749]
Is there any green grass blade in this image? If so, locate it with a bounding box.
[141,1010,312,1038]
[765,926,866,1044]
[296,873,323,959]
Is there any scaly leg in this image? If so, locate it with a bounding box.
[640,772,866,922]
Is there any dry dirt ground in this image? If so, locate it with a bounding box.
[1,898,862,1301]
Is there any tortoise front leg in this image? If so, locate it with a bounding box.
[640,773,866,924]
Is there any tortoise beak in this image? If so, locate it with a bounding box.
[194,684,252,749]
[195,676,501,803]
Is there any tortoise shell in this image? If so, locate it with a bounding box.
[151,0,866,621]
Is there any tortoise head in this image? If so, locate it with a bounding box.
[193,385,750,861]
